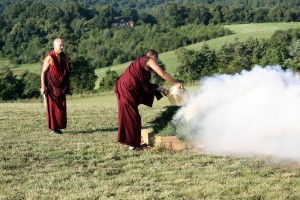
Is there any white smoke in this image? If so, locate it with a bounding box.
[174,65,300,161]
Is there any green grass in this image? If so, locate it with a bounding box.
[187,22,300,51]
[1,91,300,199]
[6,62,42,76]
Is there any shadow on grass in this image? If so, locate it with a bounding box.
[65,127,118,134]
[65,106,179,135]
[148,105,180,135]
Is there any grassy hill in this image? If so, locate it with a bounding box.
[94,22,300,88]
[8,22,300,87]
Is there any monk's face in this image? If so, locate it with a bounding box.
[53,39,64,54]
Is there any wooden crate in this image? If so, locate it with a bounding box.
[141,128,154,146]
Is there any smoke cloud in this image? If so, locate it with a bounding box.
[174,65,300,161]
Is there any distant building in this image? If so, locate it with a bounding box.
[112,16,135,27]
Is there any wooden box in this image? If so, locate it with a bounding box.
[141,128,154,146]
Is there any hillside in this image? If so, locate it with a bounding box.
[94,22,300,88]
[11,22,300,89]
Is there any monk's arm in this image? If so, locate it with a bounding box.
[147,58,184,89]
[40,56,51,94]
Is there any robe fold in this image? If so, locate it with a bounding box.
[45,50,71,130]
[114,55,163,147]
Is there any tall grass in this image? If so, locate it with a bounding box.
[1,92,300,199]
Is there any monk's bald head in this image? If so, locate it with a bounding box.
[53,38,64,54]
[146,50,159,62]
[146,50,158,58]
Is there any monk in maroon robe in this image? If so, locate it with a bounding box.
[40,38,72,134]
[114,50,184,150]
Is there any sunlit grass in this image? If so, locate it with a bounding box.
[12,63,42,75]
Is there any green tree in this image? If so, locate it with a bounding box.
[283,39,300,72]
[199,43,217,77]
[99,69,119,91]
[175,45,216,81]
[137,12,157,25]
[0,65,23,100]
[19,70,40,99]
[92,5,114,29]
[261,30,292,66]
[121,8,138,22]
[70,56,98,94]
[216,42,235,74]
[187,4,211,25]
[209,5,224,24]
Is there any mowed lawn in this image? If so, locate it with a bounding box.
[1,92,300,199]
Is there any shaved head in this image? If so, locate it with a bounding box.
[146,50,158,58]
[146,50,159,63]
[53,38,64,54]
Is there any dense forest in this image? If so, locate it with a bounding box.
[175,28,300,82]
[1,0,300,10]
[0,0,300,66]
[0,0,300,101]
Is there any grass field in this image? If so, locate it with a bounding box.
[1,91,300,199]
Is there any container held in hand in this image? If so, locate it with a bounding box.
[167,86,189,106]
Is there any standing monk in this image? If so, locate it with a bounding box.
[40,38,72,134]
[114,50,184,150]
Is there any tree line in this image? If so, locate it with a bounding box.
[175,28,300,82]
[1,1,300,66]
[1,0,300,11]
[1,27,299,101]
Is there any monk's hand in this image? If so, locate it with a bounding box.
[158,86,168,96]
[174,82,184,90]
[40,86,45,95]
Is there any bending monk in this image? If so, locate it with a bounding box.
[114,50,184,150]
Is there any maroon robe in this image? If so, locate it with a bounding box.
[45,50,71,130]
[114,55,163,147]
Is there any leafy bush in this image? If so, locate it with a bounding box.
[70,56,98,94]
[0,66,23,101]
[99,69,119,91]
[19,70,40,99]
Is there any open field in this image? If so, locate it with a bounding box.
[1,91,300,199]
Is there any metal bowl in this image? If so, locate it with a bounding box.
[167,86,189,106]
